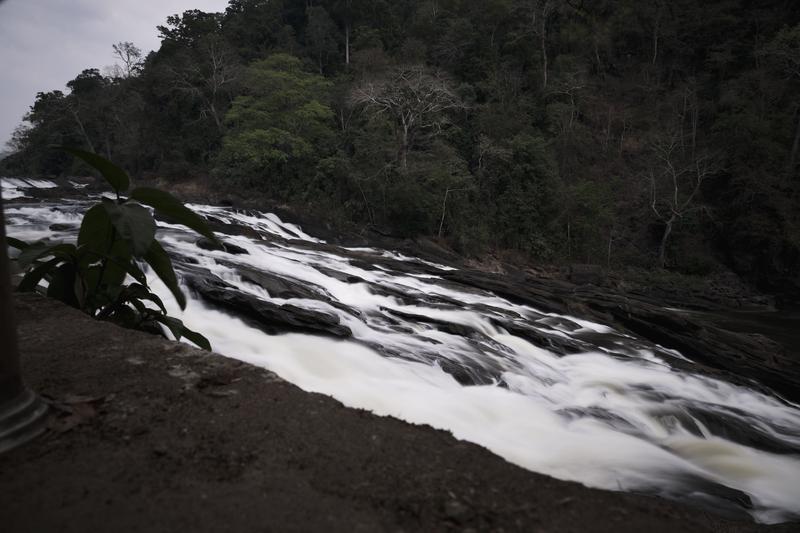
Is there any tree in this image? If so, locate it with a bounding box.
[65,69,109,155]
[158,10,223,47]
[165,35,240,132]
[491,134,562,255]
[647,133,718,268]
[512,0,562,90]
[760,24,800,172]
[351,64,465,169]
[7,91,78,174]
[306,6,340,73]
[111,42,143,78]
[214,54,335,194]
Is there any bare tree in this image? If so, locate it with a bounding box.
[438,187,469,238]
[351,65,465,169]
[647,134,718,268]
[168,36,239,132]
[548,69,587,135]
[112,42,143,78]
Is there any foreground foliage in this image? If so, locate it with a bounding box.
[7,149,215,349]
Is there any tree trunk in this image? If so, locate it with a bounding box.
[789,107,800,173]
[70,109,96,153]
[399,122,409,170]
[566,219,572,259]
[541,31,548,90]
[593,38,602,75]
[209,102,223,133]
[658,216,675,268]
[345,23,350,66]
[438,190,450,238]
[652,7,661,66]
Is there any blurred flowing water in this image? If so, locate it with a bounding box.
[4,180,800,524]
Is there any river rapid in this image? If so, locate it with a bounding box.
[4,178,800,524]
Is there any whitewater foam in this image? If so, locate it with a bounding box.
[6,199,800,523]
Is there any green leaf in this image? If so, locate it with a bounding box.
[77,204,132,298]
[47,263,79,307]
[179,325,211,351]
[151,314,211,350]
[103,200,156,257]
[111,305,139,329]
[143,240,186,310]
[16,242,76,269]
[16,242,54,269]
[5,237,28,250]
[121,283,168,314]
[74,275,87,310]
[17,257,63,292]
[78,204,114,252]
[151,314,183,339]
[124,260,148,286]
[59,147,130,193]
[130,187,218,242]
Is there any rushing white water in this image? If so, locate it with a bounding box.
[1,177,58,200]
[6,199,800,524]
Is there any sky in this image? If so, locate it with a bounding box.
[0,0,231,149]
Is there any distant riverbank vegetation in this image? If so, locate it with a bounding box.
[3,0,799,295]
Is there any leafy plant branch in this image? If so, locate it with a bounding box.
[6,148,218,350]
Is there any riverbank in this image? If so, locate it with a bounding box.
[3,175,787,311]
[158,176,793,311]
[2,293,796,532]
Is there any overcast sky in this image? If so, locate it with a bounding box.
[0,0,230,149]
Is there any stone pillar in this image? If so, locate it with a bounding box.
[0,186,22,402]
[0,185,48,454]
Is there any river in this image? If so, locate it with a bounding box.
[4,177,800,524]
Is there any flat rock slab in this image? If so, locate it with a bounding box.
[1,294,793,532]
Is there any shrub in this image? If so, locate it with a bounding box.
[6,148,215,349]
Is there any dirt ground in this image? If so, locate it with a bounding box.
[1,293,795,532]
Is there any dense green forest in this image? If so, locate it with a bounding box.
[3,0,800,294]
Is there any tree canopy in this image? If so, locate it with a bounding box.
[4,0,800,294]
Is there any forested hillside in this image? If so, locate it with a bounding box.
[4,0,800,295]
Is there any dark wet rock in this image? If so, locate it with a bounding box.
[237,267,322,300]
[435,359,502,386]
[384,308,477,338]
[185,274,351,338]
[669,407,800,455]
[536,316,582,332]
[315,266,365,284]
[174,253,200,265]
[494,320,586,355]
[569,264,605,285]
[48,223,75,232]
[662,473,754,521]
[213,261,364,319]
[440,267,800,403]
[238,233,800,403]
[196,238,249,255]
[557,407,638,432]
[202,217,264,240]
